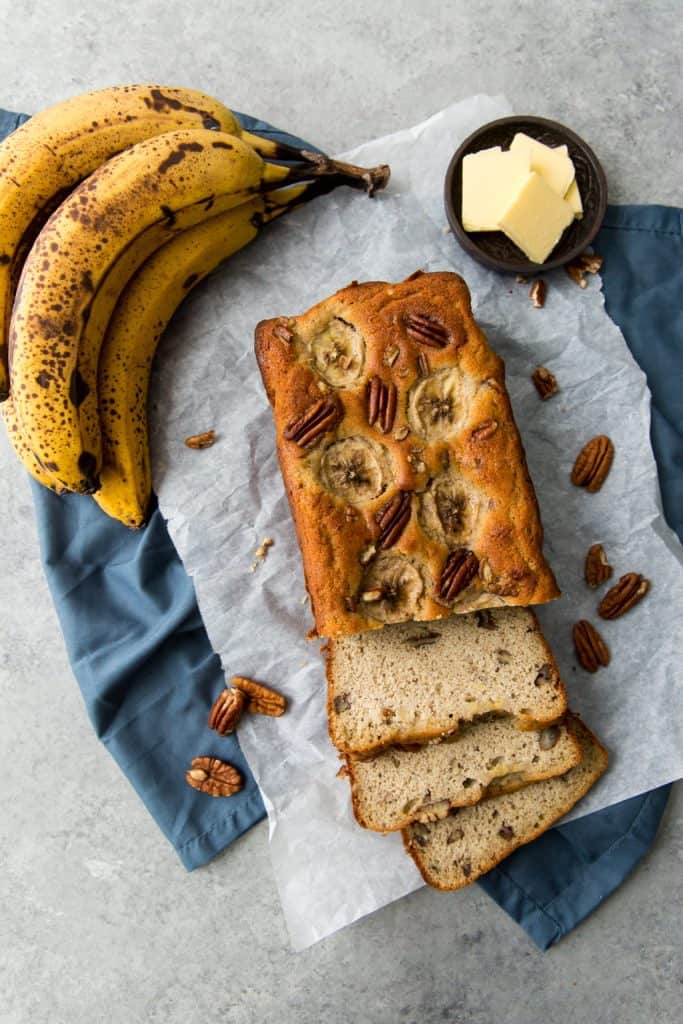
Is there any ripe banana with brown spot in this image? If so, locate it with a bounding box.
[93,177,352,527]
[0,84,244,401]
[1,396,66,494]
[10,122,389,497]
[10,129,294,494]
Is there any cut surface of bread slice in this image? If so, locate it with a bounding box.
[347,714,581,833]
[403,716,608,891]
[327,607,567,754]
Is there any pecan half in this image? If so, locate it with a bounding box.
[376,490,412,549]
[405,312,449,348]
[208,688,246,735]
[417,352,430,378]
[585,543,612,588]
[185,430,215,449]
[571,435,614,492]
[283,396,340,447]
[529,280,547,308]
[231,675,287,716]
[186,757,242,797]
[572,620,610,672]
[471,419,498,442]
[598,573,650,620]
[437,548,479,602]
[531,366,558,400]
[366,375,397,433]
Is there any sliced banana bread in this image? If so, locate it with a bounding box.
[327,607,567,753]
[346,714,581,832]
[403,716,608,891]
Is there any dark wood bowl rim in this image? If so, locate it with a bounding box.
[444,115,608,275]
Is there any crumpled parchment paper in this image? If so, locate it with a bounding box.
[149,95,683,950]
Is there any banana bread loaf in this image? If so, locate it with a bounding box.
[255,271,559,638]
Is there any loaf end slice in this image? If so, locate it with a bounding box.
[327,607,568,754]
[403,716,608,891]
[347,714,581,833]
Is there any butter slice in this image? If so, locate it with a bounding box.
[564,179,583,219]
[510,132,575,197]
[499,171,574,264]
[461,146,529,231]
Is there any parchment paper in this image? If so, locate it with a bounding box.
[149,95,683,950]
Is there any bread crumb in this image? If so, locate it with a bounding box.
[254,536,275,562]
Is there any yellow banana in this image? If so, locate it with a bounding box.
[0,84,243,401]
[10,128,292,494]
[93,183,317,528]
[1,396,66,494]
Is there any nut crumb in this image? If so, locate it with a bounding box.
[531,366,558,400]
[184,429,216,449]
[529,280,547,308]
[566,252,603,288]
[383,344,400,367]
[359,543,377,565]
[255,536,274,560]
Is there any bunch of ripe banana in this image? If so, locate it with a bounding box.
[0,85,389,527]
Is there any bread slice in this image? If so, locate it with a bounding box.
[255,271,559,638]
[346,714,581,833]
[327,607,568,754]
[403,716,608,891]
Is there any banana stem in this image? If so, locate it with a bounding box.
[244,130,390,197]
[260,172,377,222]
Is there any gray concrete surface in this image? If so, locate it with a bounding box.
[0,1,681,1022]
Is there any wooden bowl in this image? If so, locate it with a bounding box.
[444,115,608,275]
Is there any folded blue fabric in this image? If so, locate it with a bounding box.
[2,106,677,946]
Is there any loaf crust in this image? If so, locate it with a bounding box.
[255,271,559,638]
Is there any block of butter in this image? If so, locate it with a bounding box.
[499,171,575,264]
[461,146,530,231]
[510,132,575,196]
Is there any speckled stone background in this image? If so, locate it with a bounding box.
[0,2,681,1022]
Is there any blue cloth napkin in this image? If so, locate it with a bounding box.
[2,106,678,948]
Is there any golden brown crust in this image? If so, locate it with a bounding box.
[402,716,609,891]
[255,271,559,638]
